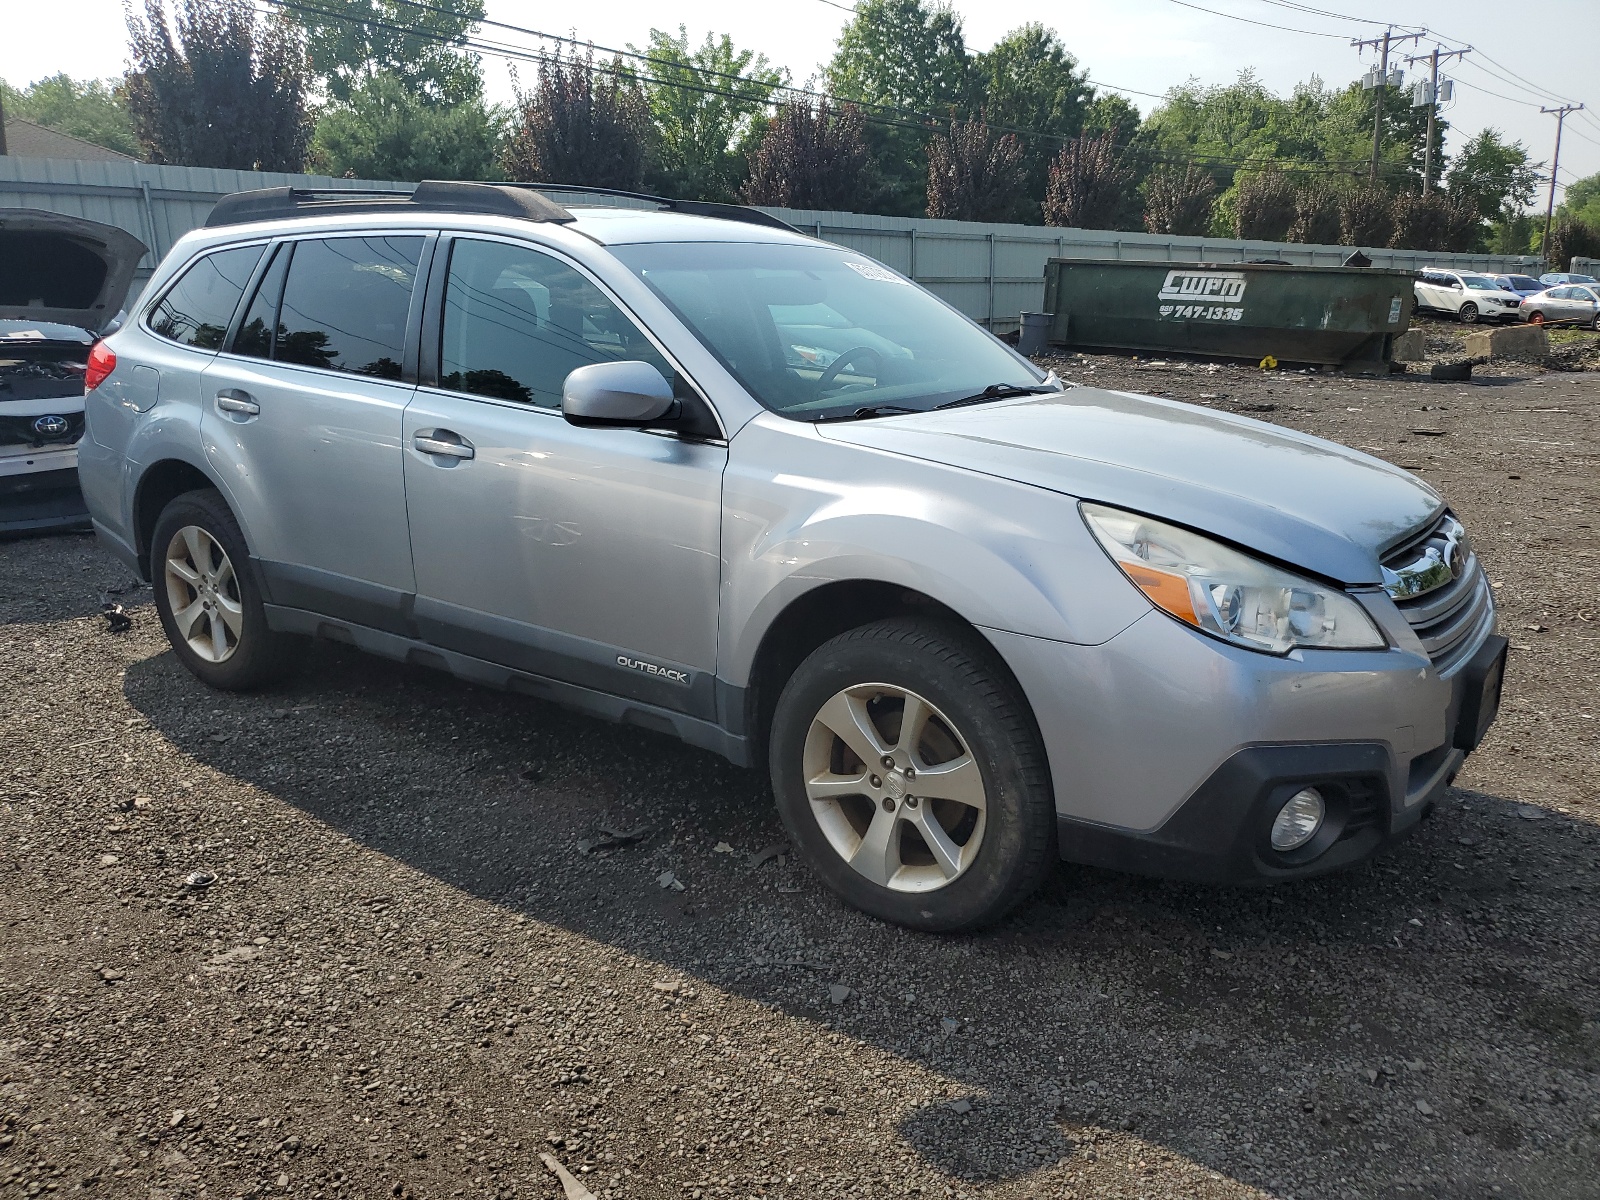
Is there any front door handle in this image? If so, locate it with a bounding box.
[215,389,260,416]
[413,430,475,460]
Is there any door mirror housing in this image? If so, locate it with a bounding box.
[562,361,678,428]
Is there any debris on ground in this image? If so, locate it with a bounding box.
[576,824,652,854]
[747,841,790,868]
[99,602,132,633]
[656,870,685,891]
[539,1152,599,1200]
[828,984,852,1005]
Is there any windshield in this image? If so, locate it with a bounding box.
[611,241,1047,420]
[1463,276,1501,291]
[1505,276,1540,290]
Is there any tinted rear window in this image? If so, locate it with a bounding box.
[149,244,264,349]
[273,236,423,379]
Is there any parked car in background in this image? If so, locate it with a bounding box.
[1491,273,1545,300]
[1413,269,1523,323]
[78,182,1505,931]
[1,210,145,535]
[1538,272,1599,287]
[1520,284,1600,329]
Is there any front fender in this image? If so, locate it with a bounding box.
[719,413,1149,686]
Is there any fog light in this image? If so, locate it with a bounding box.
[1271,788,1325,851]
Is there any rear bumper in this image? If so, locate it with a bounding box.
[0,463,90,535]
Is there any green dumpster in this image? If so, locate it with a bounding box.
[1041,259,1416,370]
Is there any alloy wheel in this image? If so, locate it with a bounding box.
[802,683,987,893]
[164,525,243,663]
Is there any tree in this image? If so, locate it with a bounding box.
[500,50,650,191]
[1561,171,1600,231]
[1390,190,1478,252]
[925,119,1025,222]
[1339,184,1395,247]
[285,0,486,104]
[1143,164,1216,236]
[628,26,783,202]
[824,0,972,214]
[1445,129,1540,234]
[1545,214,1600,270]
[972,25,1092,219]
[1042,129,1135,229]
[0,74,140,157]
[311,71,502,181]
[123,0,312,171]
[1287,183,1341,244]
[1233,169,1296,240]
[742,99,875,211]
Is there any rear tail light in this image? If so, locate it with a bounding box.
[85,341,116,391]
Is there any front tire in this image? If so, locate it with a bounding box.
[768,619,1055,932]
[1528,311,1545,325]
[151,489,296,690]
[1458,303,1479,324]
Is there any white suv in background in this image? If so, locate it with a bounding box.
[1412,269,1523,325]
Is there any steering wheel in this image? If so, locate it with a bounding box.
[815,345,883,394]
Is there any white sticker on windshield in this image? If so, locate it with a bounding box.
[843,260,911,286]
[6,330,46,340]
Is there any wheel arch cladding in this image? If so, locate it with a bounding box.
[133,459,218,578]
[741,581,1036,767]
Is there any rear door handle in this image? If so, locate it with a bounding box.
[413,430,475,460]
[215,389,260,416]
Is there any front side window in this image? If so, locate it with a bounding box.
[149,244,264,349]
[272,236,423,379]
[439,238,674,408]
[612,241,1044,421]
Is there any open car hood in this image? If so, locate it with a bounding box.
[0,209,147,334]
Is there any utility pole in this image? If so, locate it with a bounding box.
[1354,28,1423,185]
[1404,44,1470,192]
[1541,103,1584,261]
[0,87,8,159]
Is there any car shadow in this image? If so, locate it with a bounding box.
[120,643,1600,1197]
[0,530,143,625]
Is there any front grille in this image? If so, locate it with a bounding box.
[0,411,85,449]
[1382,512,1494,675]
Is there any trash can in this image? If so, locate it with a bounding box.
[1016,311,1053,357]
[1041,260,1416,370]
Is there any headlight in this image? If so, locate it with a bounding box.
[1081,503,1386,655]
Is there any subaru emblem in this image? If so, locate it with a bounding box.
[33,414,70,437]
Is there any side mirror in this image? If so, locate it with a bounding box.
[562,361,677,428]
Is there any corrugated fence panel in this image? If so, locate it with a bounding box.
[1573,257,1599,276]
[0,157,1547,332]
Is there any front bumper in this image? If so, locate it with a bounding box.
[987,611,1506,885]
[0,456,90,536]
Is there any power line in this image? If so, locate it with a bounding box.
[1162,0,1352,37]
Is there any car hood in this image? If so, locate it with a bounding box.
[815,387,1444,585]
[0,209,147,333]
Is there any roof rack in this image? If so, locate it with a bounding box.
[500,183,801,233]
[204,181,574,228]
[204,179,802,235]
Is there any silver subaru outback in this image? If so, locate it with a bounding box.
[78,182,1506,931]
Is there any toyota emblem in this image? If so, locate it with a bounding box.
[33,414,70,437]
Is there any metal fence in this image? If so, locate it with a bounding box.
[1572,257,1599,277]
[1,154,1547,332]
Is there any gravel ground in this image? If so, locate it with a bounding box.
[3,339,1598,1200]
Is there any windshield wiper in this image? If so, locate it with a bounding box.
[811,404,922,423]
[934,382,1061,410]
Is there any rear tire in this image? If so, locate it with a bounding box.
[1458,303,1479,324]
[768,619,1056,932]
[151,489,296,690]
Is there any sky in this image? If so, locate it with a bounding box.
[3,0,1597,205]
